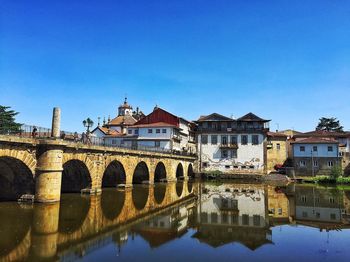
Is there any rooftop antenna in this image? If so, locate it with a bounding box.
[98,117,101,127]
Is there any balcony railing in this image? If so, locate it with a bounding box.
[219,143,238,149]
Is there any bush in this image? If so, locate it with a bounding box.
[330,165,343,179]
[336,176,350,184]
[311,175,336,184]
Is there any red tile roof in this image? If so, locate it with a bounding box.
[131,122,178,128]
[267,131,288,138]
[295,130,350,138]
[291,137,339,144]
[107,115,137,126]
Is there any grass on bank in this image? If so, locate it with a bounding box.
[309,166,350,184]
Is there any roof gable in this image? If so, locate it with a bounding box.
[197,113,233,122]
[237,112,269,122]
[135,107,179,127]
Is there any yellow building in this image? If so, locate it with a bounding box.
[266,131,288,173]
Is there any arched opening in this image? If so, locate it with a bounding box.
[176,181,184,197]
[154,162,167,183]
[187,164,195,179]
[154,183,167,204]
[132,162,149,184]
[0,157,35,201]
[132,185,149,210]
[62,160,91,193]
[101,189,125,220]
[0,202,33,257]
[58,194,90,233]
[176,163,184,180]
[102,161,126,187]
[187,180,193,193]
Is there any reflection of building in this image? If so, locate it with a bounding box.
[291,185,346,230]
[193,184,272,250]
[267,186,291,225]
[195,113,270,174]
[132,204,194,248]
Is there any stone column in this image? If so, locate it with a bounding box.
[51,107,61,138]
[35,144,64,202]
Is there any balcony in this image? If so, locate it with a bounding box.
[219,143,238,149]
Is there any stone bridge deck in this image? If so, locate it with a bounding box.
[0,135,197,202]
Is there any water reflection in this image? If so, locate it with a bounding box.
[2,182,350,261]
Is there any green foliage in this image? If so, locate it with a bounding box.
[203,170,223,176]
[316,117,343,132]
[0,106,21,134]
[330,165,343,179]
[310,175,350,184]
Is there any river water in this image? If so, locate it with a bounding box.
[1,181,350,262]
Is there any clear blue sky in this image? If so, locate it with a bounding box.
[1,0,349,132]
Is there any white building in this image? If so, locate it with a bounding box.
[195,112,270,174]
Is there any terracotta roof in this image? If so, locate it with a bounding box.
[92,126,120,136]
[267,131,288,138]
[131,122,178,128]
[291,137,339,144]
[295,130,350,138]
[237,112,270,122]
[107,115,137,126]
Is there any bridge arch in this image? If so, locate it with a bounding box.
[0,157,35,201]
[132,161,149,184]
[154,184,167,204]
[102,161,126,187]
[176,163,184,180]
[154,162,167,183]
[61,160,92,193]
[187,163,195,178]
[132,185,150,210]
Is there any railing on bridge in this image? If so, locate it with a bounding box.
[0,124,197,157]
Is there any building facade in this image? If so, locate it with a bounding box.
[195,113,270,174]
[291,137,341,176]
[266,132,288,173]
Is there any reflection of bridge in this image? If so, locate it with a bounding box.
[0,135,196,202]
[0,182,197,262]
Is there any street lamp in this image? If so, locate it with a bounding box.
[83,118,94,133]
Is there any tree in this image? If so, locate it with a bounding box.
[316,117,343,132]
[0,106,22,134]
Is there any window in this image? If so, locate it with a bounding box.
[230,135,237,145]
[231,214,238,225]
[328,161,334,167]
[300,146,305,152]
[112,140,117,145]
[278,208,282,215]
[329,197,335,204]
[201,212,208,223]
[241,135,248,145]
[242,214,249,225]
[128,129,132,134]
[316,212,320,219]
[221,149,228,158]
[148,129,153,134]
[302,212,308,218]
[222,213,228,224]
[300,160,306,167]
[135,129,139,135]
[253,215,260,226]
[231,149,237,158]
[330,213,336,220]
[211,135,218,145]
[225,165,230,169]
[202,162,209,168]
[252,135,259,145]
[162,129,167,133]
[156,129,160,134]
[155,141,160,147]
[313,146,318,152]
[277,143,281,150]
[301,195,307,203]
[313,160,318,167]
[211,213,218,223]
[221,135,228,145]
[328,146,333,152]
[201,135,208,144]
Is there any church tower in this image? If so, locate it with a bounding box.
[118,97,133,116]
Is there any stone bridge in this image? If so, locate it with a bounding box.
[0,135,197,202]
[0,182,198,262]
